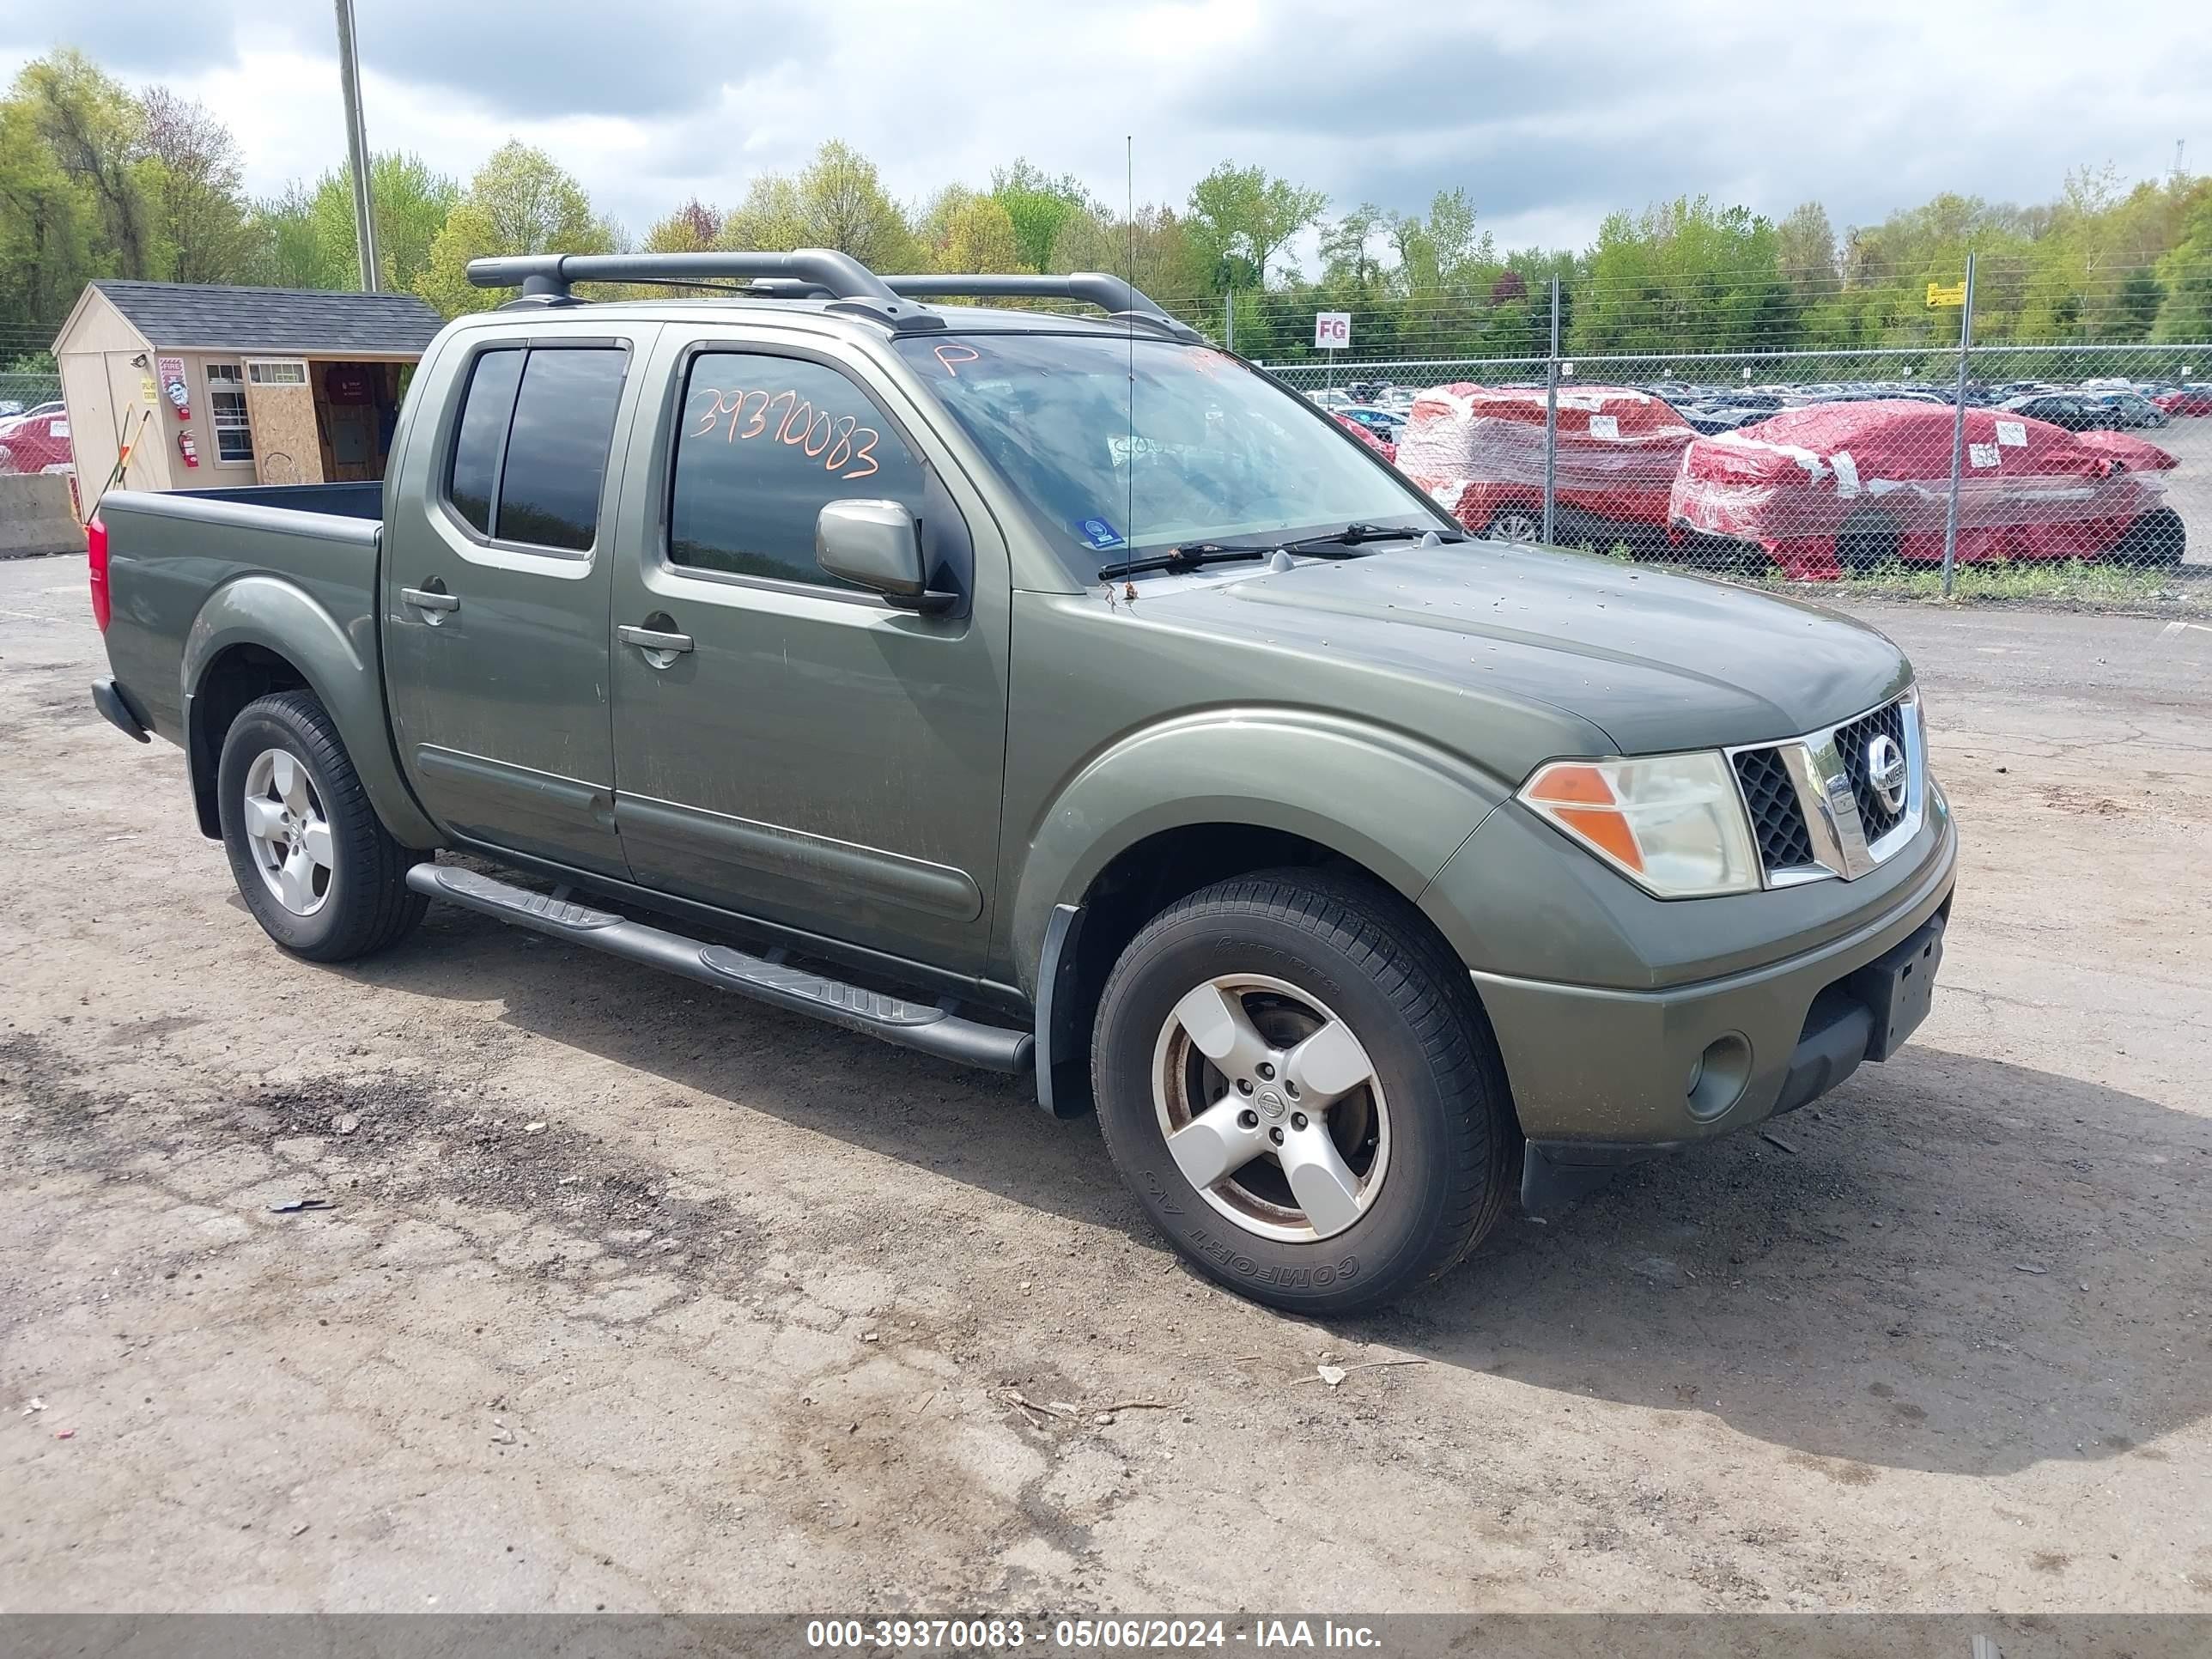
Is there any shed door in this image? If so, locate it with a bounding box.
[243,359,319,484]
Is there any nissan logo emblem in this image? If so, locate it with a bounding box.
[1865,733,1908,815]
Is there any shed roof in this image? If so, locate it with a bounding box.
[79,281,442,355]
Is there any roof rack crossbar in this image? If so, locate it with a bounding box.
[883,273,1202,340]
[464,248,940,330]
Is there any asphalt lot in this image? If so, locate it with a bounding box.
[3,554,2209,1613]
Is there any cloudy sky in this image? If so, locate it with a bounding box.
[3,1,2208,260]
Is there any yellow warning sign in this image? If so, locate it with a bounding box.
[1926,281,1967,307]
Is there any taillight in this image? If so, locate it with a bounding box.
[87,514,110,633]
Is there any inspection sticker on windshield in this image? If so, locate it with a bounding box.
[1078,518,1126,550]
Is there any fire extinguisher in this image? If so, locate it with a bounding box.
[178,429,200,469]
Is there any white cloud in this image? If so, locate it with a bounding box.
[3,0,2207,258]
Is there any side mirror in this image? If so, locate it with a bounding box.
[815,499,954,612]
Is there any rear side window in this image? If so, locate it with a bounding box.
[445,345,627,551]
[447,349,522,534]
[669,352,927,585]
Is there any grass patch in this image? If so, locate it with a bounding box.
[1794,557,2205,608]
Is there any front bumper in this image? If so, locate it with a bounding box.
[1462,807,1956,1206]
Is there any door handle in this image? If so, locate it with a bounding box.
[618,623,694,654]
[400,586,459,614]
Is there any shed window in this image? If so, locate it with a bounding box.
[246,359,308,386]
[206,365,253,463]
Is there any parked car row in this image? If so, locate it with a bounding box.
[1381,384,2186,578]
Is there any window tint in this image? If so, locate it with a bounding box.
[671,352,926,586]
[496,349,628,551]
[447,349,522,535]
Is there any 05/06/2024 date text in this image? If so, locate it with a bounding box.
[805,1616,1386,1650]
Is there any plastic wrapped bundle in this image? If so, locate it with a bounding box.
[1397,383,1695,541]
[1669,400,2179,578]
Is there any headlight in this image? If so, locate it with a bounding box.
[1519,751,1760,898]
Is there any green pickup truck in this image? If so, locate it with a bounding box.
[87,250,1954,1312]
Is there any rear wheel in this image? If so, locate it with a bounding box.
[216,690,426,962]
[1091,869,1514,1314]
[1486,507,1543,544]
[2106,507,2185,568]
[1834,510,1900,575]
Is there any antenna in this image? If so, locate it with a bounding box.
[1125,134,1136,571]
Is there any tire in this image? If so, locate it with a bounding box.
[1091,868,1514,1315]
[2106,507,2185,568]
[1834,510,1900,575]
[1486,506,1543,544]
[216,690,427,962]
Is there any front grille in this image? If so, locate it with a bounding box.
[1733,746,1816,872]
[1832,700,1910,842]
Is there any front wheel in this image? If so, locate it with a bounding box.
[1091,870,1514,1314]
[2106,507,2185,568]
[216,690,427,962]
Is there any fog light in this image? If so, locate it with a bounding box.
[1687,1034,1752,1121]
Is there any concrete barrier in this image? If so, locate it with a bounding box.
[0,472,85,558]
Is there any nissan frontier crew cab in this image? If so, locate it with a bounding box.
[87,250,1954,1314]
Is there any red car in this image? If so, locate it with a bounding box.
[1669,400,2183,578]
[0,407,74,476]
[1334,411,1395,464]
[1395,383,1694,545]
[2152,386,2212,417]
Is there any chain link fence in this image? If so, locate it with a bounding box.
[1136,260,2209,599]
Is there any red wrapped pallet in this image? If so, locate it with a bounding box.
[1396,383,1695,544]
[1669,400,2181,578]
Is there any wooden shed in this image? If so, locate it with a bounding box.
[52,281,443,499]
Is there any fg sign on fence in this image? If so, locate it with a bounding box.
[1314,312,1352,349]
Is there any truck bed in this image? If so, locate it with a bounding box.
[94,481,386,755]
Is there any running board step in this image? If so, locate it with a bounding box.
[408,864,1033,1074]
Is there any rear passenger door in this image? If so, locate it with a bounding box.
[385,324,655,878]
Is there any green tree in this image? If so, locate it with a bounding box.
[641,198,723,253]
[2153,190,2212,341]
[1572,196,1796,354]
[723,142,915,270]
[1187,162,1326,289]
[988,159,1091,273]
[416,141,614,316]
[1776,202,1839,301]
[0,92,98,331]
[1320,201,1385,287]
[301,152,459,293]
[138,87,249,283]
[15,49,156,277]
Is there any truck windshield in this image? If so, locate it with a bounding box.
[893,332,1447,581]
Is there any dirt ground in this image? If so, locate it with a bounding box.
[2,554,2209,1614]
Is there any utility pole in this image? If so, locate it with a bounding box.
[1939,251,1978,596]
[333,0,380,291]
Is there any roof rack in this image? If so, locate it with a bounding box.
[464,251,1200,339]
[465,249,943,331]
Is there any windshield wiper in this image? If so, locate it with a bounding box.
[1097,544,1272,580]
[1278,522,1465,555]
[1098,523,1464,583]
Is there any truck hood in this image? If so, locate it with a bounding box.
[1139,541,1911,754]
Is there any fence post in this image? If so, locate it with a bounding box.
[1542,276,1561,545]
[1224,289,1235,353]
[1940,251,1978,596]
